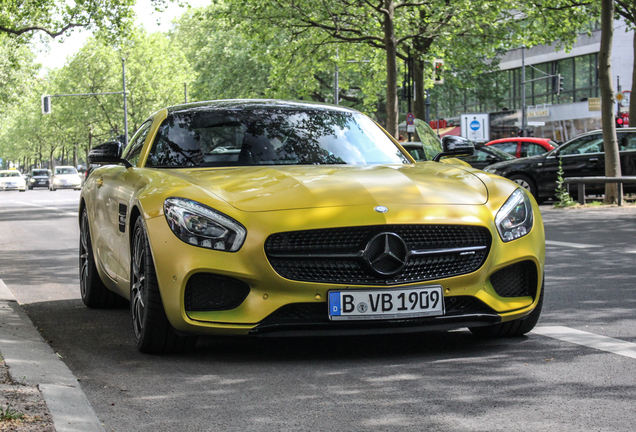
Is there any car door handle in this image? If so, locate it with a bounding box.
[96,178,103,188]
[589,158,599,162]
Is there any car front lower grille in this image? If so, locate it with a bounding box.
[256,296,496,328]
[264,225,491,285]
[490,260,538,298]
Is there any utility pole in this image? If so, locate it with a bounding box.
[521,48,526,137]
[122,58,128,147]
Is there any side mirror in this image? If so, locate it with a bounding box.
[87,141,132,168]
[433,136,475,162]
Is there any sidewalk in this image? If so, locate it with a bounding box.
[0,280,104,432]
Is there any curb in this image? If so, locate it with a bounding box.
[0,279,105,432]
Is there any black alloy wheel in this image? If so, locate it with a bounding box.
[130,217,196,354]
[79,208,126,308]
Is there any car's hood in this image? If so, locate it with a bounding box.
[55,174,81,179]
[170,164,488,212]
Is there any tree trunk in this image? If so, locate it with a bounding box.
[383,0,399,138]
[599,0,621,204]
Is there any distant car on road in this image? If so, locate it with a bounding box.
[483,128,636,201]
[27,168,51,189]
[485,137,557,158]
[0,170,26,192]
[49,166,82,191]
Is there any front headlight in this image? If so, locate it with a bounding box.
[29,178,35,183]
[495,188,534,242]
[53,178,61,184]
[164,197,246,252]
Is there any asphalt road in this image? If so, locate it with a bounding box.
[1,189,636,431]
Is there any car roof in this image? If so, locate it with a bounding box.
[486,137,553,145]
[166,99,357,116]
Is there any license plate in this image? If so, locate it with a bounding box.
[328,285,444,321]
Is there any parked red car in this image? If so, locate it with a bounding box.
[485,137,557,158]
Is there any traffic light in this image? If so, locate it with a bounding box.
[616,116,624,128]
[556,74,564,95]
[41,95,51,114]
[433,59,444,85]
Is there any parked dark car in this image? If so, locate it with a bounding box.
[483,128,636,201]
[27,169,51,189]
[403,141,514,169]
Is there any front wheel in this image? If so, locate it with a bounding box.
[469,280,544,338]
[130,217,197,354]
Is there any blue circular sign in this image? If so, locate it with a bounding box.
[470,120,480,131]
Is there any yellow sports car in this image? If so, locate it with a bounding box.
[80,100,545,353]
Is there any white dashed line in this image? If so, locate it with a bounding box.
[532,326,636,359]
[545,240,599,249]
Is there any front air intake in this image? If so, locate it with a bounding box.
[490,261,538,298]
[184,273,250,311]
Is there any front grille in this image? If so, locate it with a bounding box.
[256,296,495,328]
[490,261,538,298]
[265,225,491,285]
[184,273,250,311]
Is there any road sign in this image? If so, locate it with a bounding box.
[528,121,546,126]
[460,113,489,142]
[588,98,601,111]
[620,90,630,107]
[406,112,415,125]
[616,92,624,101]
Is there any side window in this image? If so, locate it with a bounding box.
[491,142,518,157]
[618,132,636,151]
[520,142,547,158]
[122,121,153,166]
[559,134,603,156]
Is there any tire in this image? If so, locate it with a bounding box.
[469,279,544,338]
[130,217,197,354]
[79,208,127,308]
[508,174,538,198]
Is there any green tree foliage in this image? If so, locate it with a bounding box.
[0,0,172,38]
[172,3,385,116]
[217,0,597,138]
[0,35,38,107]
[0,28,192,170]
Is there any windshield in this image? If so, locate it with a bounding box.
[145,108,409,168]
[484,145,515,160]
[55,167,78,175]
[32,170,48,176]
[0,172,21,178]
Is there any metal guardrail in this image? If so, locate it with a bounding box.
[564,176,636,205]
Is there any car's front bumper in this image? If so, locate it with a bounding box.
[141,201,545,337]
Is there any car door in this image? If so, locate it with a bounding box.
[520,141,548,158]
[535,132,605,196]
[114,121,155,285]
[490,141,519,158]
[91,164,129,283]
[618,131,636,192]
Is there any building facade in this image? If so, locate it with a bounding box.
[437,19,633,144]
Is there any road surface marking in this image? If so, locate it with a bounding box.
[545,240,599,249]
[532,326,636,359]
